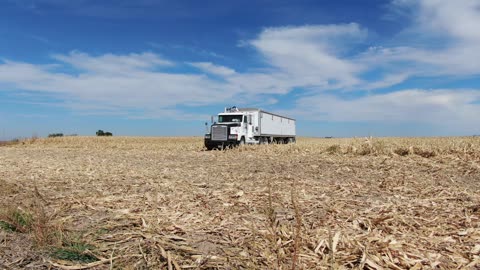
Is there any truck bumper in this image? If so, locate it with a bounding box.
[204,139,238,150]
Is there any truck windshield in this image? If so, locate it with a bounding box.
[218,115,242,123]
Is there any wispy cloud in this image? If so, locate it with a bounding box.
[286,89,480,125]
[52,51,173,74]
[189,62,236,76]
[0,53,236,120]
[360,0,480,77]
[28,34,54,45]
[148,43,226,59]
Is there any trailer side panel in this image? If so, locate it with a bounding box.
[259,112,296,136]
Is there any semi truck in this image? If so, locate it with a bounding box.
[204,106,296,150]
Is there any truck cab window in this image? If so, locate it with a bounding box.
[243,116,247,123]
[218,115,242,123]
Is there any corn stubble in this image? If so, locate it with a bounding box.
[0,136,479,269]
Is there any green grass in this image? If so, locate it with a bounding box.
[0,209,33,233]
[325,144,341,154]
[12,210,33,229]
[50,235,98,263]
[95,228,109,235]
[0,220,17,232]
[51,247,98,263]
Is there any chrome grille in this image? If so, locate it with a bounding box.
[212,125,227,141]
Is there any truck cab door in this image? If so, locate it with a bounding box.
[242,115,248,136]
[246,115,254,139]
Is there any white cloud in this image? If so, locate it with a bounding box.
[0,61,70,93]
[287,89,480,128]
[249,24,366,88]
[189,62,236,76]
[229,2,480,94]
[199,24,371,96]
[361,72,412,91]
[226,72,295,94]
[361,0,480,77]
[52,51,173,74]
[0,54,236,119]
[417,0,480,42]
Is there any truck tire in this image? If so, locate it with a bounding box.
[239,137,245,146]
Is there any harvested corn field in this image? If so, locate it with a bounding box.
[1,136,479,269]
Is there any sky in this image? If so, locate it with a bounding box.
[1,0,480,139]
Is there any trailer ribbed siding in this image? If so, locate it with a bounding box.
[258,111,296,137]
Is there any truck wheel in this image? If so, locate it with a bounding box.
[239,137,245,146]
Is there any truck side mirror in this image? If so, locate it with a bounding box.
[210,116,214,123]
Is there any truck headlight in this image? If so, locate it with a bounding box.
[228,134,237,140]
[205,134,211,139]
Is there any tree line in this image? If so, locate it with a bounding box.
[47,130,113,137]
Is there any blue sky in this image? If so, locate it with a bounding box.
[1,0,480,139]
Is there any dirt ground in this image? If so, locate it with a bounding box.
[0,137,479,269]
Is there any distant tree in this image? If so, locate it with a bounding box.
[48,133,64,138]
[96,130,113,136]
